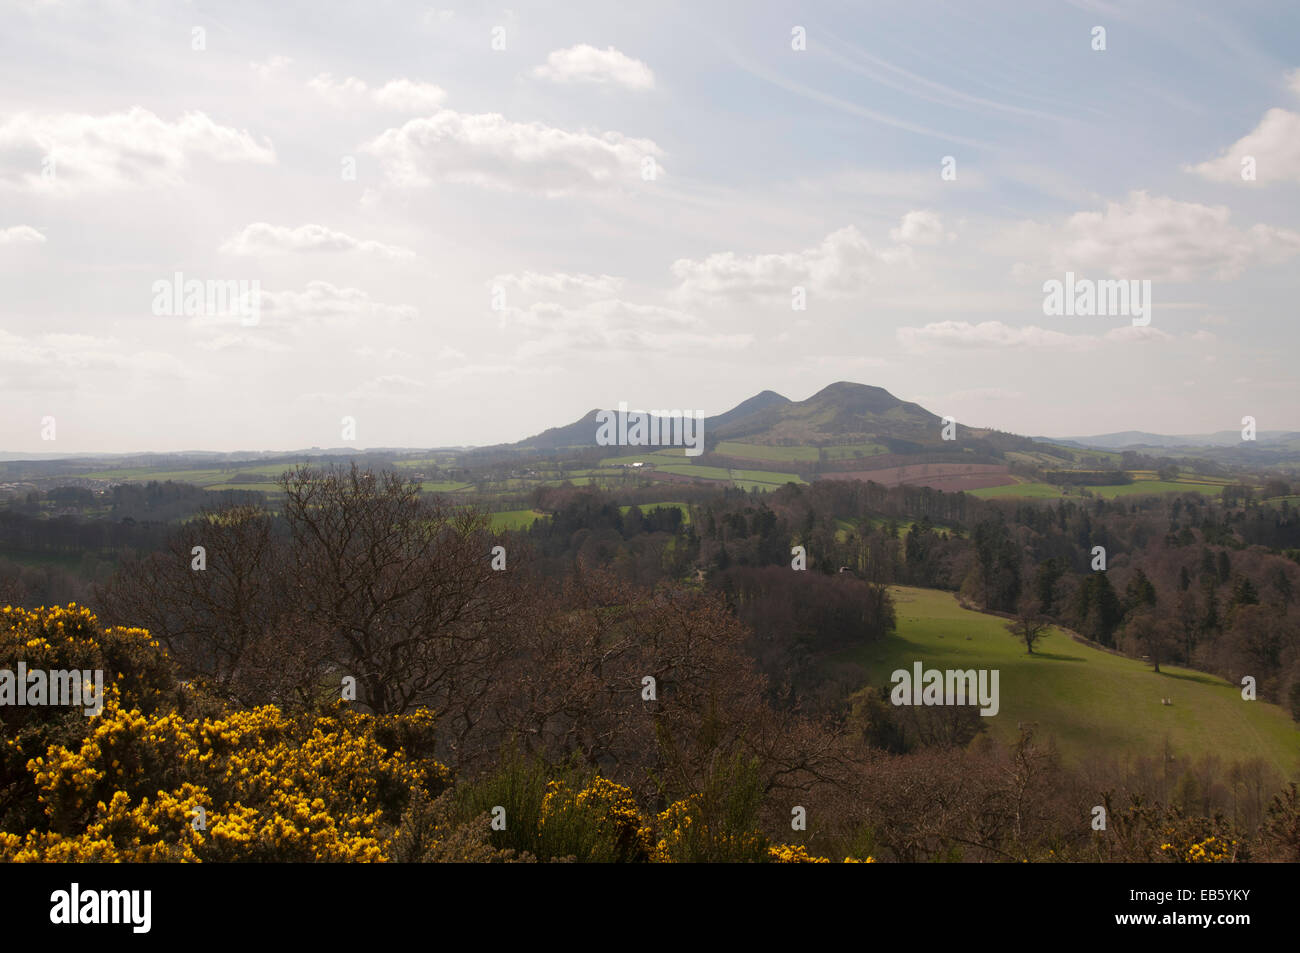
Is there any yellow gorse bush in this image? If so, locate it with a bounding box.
[1159,834,1236,864]
[0,604,450,863]
[9,701,446,862]
[654,795,768,863]
[767,843,829,863]
[536,776,655,862]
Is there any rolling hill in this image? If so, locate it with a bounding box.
[494,382,1060,492]
[850,587,1300,778]
[505,381,1015,455]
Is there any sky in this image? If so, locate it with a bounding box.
[1,0,1298,453]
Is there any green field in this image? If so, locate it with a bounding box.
[568,468,630,477]
[847,586,1300,777]
[540,476,605,487]
[1091,480,1224,498]
[970,477,1232,500]
[78,463,307,489]
[643,461,805,488]
[728,468,805,485]
[599,448,687,465]
[715,442,819,463]
[80,467,235,486]
[654,463,735,481]
[820,443,889,460]
[1127,470,1234,485]
[205,482,283,494]
[489,509,547,531]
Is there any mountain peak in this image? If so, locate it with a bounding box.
[809,381,897,400]
[805,381,910,416]
[705,389,790,431]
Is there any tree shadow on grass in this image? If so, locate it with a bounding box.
[1152,669,1223,688]
[1025,650,1087,662]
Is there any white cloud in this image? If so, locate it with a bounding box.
[197,333,291,353]
[250,55,293,79]
[533,45,655,91]
[309,75,448,113]
[491,271,624,299]
[799,354,888,370]
[0,108,274,195]
[0,329,189,387]
[254,281,418,329]
[0,225,45,244]
[220,223,415,259]
[356,344,465,363]
[1103,325,1172,344]
[362,109,663,196]
[896,319,1171,352]
[307,73,369,105]
[1188,107,1300,185]
[671,226,907,304]
[890,210,952,245]
[505,298,751,354]
[428,362,520,387]
[1047,191,1300,281]
[348,374,428,401]
[372,79,447,112]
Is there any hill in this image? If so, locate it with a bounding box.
[1041,430,1300,450]
[507,381,1007,455]
[711,381,946,447]
[502,388,791,453]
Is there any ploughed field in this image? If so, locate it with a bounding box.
[821,463,1015,492]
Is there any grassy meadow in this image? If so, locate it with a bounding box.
[846,586,1300,779]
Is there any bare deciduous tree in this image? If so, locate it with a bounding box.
[1007,595,1051,655]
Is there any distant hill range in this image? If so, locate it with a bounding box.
[505,381,1015,454]
[6,382,1297,488]
[499,381,1300,466]
[1036,430,1300,451]
[477,382,1068,492]
[475,382,1300,490]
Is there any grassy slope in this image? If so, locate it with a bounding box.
[715,441,819,463]
[846,586,1300,778]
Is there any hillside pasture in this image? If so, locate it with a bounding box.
[847,586,1300,777]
